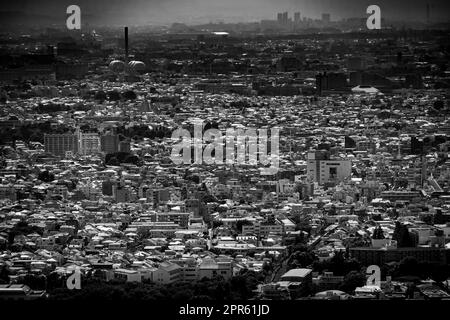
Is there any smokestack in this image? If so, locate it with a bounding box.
[124,26,129,63]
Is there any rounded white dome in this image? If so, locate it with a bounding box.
[109,60,125,72]
[128,60,146,72]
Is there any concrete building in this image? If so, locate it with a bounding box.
[44,133,78,157]
[242,221,284,236]
[313,272,345,291]
[279,268,313,299]
[349,247,447,265]
[152,262,182,284]
[79,132,100,155]
[281,268,313,283]
[198,258,233,280]
[0,185,17,201]
[101,133,119,154]
[307,151,351,185]
[152,211,191,228]
[294,12,301,24]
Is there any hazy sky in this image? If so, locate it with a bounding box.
[2,0,450,25]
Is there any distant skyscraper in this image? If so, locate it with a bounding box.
[322,13,330,24]
[282,12,288,25]
[294,12,301,24]
[277,13,283,24]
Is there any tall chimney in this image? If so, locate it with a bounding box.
[124,26,129,63]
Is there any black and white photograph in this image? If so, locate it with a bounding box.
[0,0,449,317]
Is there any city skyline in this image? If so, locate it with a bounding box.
[0,0,450,312]
[1,0,450,26]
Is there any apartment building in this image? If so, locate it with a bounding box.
[307,150,351,185]
[44,133,78,157]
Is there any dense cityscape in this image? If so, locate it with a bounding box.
[0,4,449,303]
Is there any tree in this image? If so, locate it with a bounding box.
[392,221,401,241]
[38,170,55,182]
[94,90,107,101]
[289,251,316,269]
[172,289,194,300]
[378,111,392,119]
[372,226,385,239]
[23,274,46,290]
[434,211,447,224]
[399,225,413,247]
[433,100,444,110]
[187,175,200,184]
[8,221,43,245]
[421,214,433,225]
[107,90,121,101]
[293,232,306,245]
[262,262,273,273]
[293,217,312,234]
[430,264,450,283]
[106,157,119,166]
[397,256,420,277]
[312,252,362,276]
[212,220,223,229]
[105,152,140,166]
[0,266,9,284]
[122,90,137,100]
[339,271,366,293]
[46,273,263,301]
[392,222,413,247]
